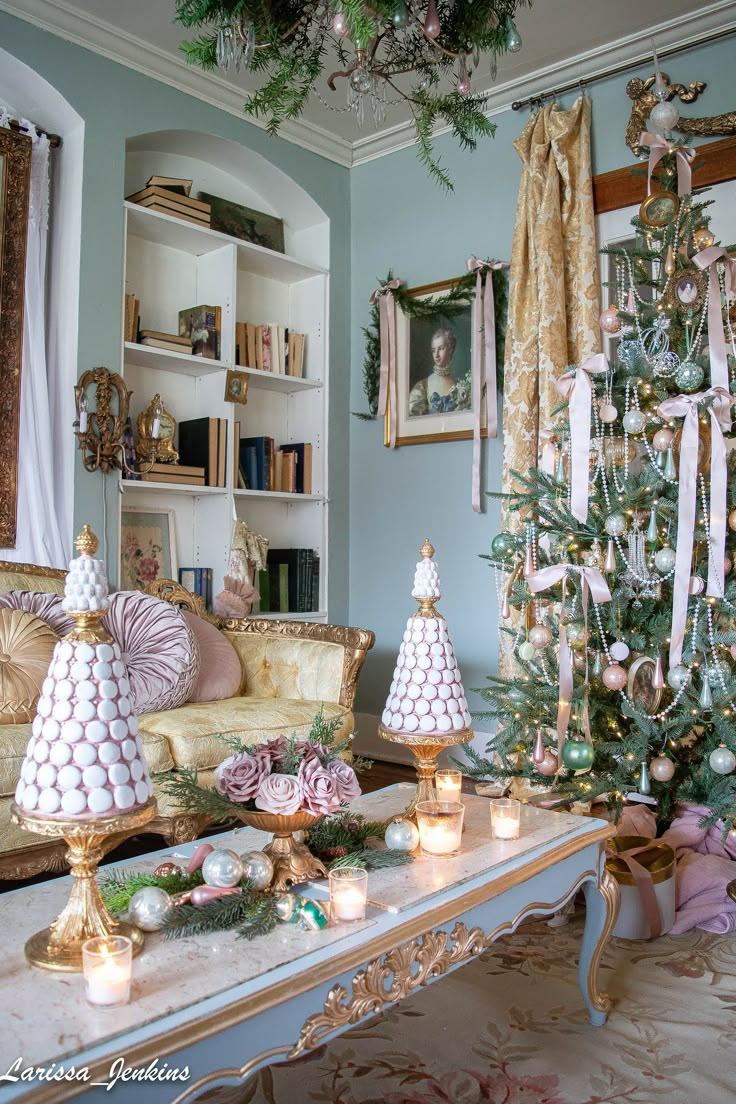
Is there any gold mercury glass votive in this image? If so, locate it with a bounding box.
[329,867,368,922]
[415,801,465,856]
[490,797,521,840]
[435,769,462,802]
[82,935,132,1007]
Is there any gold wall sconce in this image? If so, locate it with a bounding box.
[74,367,162,475]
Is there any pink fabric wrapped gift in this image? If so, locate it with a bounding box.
[661,805,736,935]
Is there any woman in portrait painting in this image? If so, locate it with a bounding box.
[408,327,471,417]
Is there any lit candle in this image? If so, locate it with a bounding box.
[415,801,464,856]
[435,769,462,802]
[78,410,88,434]
[82,936,132,1007]
[329,867,368,923]
[490,798,521,840]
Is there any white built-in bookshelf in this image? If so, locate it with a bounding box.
[118,134,330,621]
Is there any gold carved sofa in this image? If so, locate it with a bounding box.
[0,565,374,880]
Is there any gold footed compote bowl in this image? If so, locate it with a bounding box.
[11,799,157,971]
[236,809,327,892]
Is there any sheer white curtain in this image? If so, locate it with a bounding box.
[0,115,68,567]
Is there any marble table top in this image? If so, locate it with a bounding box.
[0,785,607,1087]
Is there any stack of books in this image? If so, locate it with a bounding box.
[178,417,228,487]
[124,293,140,342]
[237,435,313,494]
[126,176,211,227]
[258,549,320,614]
[178,567,213,610]
[235,321,305,377]
[137,462,205,486]
[138,329,193,354]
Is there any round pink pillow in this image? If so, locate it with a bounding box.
[182,611,242,703]
[0,591,73,637]
[102,592,200,714]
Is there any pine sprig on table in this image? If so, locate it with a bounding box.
[327,847,414,871]
[98,868,204,914]
[152,767,242,818]
[161,882,280,941]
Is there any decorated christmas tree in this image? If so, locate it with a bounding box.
[466,132,736,831]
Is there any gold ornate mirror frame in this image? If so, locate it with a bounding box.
[0,127,32,549]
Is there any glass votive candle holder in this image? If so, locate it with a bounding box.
[490,797,521,840]
[82,935,132,1007]
[435,769,462,802]
[415,801,465,856]
[329,867,368,922]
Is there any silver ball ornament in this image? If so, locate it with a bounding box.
[622,410,645,434]
[605,513,626,537]
[610,640,630,662]
[650,99,680,132]
[202,848,244,888]
[674,361,704,393]
[654,546,676,574]
[709,744,736,775]
[128,886,173,931]
[242,850,274,890]
[350,66,372,94]
[650,756,675,782]
[667,664,690,691]
[385,817,420,851]
[528,624,552,649]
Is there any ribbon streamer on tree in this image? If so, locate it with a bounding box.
[555,353,609,523]
[693,246,736,405]
[639,131,695,196]
[527,563,611,756]
[370,278,402,449]
[466,257,507,512]
[658,388,732,668]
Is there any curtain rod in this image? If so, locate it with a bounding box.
[511,24,736,112]
[6,117,62,148]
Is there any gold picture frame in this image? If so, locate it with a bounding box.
[0,128,33,548]
[383,278,487,447]
[626,656,663,715]
[662,265,707,314]
[638,190,679,228]
[224,369,249,405]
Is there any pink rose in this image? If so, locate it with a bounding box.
[253,736,288,770]
[298,754,340,816]
[298,740,329,763]
[327,759,361,803]
[215,754,265,802]
[255,773,302,815]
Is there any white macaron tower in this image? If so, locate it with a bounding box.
[378,539,473,805]
[12,526,156,971]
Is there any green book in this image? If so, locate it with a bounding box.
[279,562,289,613]
[258,569,270,613]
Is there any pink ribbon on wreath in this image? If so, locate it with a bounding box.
[555,353,609,523]
[658,387,732,667]
[640,131,696,196]
[466,257,507,512]
[694,246,736,403]
[370,278,402,449]
[527,564,611,756]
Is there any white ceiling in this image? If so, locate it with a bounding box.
[3,0,736,164]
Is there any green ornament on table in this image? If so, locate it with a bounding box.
[562,739,595,771]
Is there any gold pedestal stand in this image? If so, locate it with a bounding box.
[12,799,157,971]
[378,726,474,815]
[236,809,327,892]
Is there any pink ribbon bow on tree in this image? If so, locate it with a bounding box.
[527,564,612,757]
[466,257,507,512]
[658,387,732,668]
[370,278,402,448]
[639,131,696,196]
[555,354,609,523]
[694,246,736,403]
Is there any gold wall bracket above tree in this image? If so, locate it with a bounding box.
[626,72,736,155]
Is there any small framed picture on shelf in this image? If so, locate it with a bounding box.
[385,277,484,448]
[224,369,249,405]
[120,507,177,592]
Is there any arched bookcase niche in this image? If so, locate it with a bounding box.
[121,130,331,619]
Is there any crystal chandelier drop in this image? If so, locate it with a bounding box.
[175,1,529,188]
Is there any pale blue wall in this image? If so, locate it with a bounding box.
[348,35,736,729]
[0,10,352,622]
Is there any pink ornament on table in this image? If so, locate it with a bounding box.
[599,305,622,335]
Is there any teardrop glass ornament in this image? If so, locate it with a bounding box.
[604,539,617,574]
[639,761,652,796]
[456,55,471,97]
[593,651,603,676]
[532,729,545,764]
[501,594,511,619]
[505,16,522,51]
[555,450,566,483]
[523,544,534,577]
[664,448,677,480]
[664,245,676,276]
[652,655,665,689]
[424,0,441,39]
[626,287,636,313]
[647,506,658,545]
[655,449,666,470]
[700,674,713,712]
[392,0,410,29]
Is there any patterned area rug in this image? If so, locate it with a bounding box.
[198,911,736,1104]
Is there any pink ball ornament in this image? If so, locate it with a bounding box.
[528,624,552,649]
[602,664,627,690]
[537,750,559,776]
[689,576,705,596]
[332,10,349,36]
[650,756,675,782]
[599,305,622,335]
[598,403,618,424]
[652,428,674,452]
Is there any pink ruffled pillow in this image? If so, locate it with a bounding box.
[102,592,200,714]
[0,591,73,637]
[182,611,242,703]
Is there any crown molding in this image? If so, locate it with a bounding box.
[351,0,736,165]
[0,0,354,167]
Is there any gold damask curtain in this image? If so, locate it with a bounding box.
[501,96,600,525]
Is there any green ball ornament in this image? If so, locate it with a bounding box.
[491,533,515,560]
[562,739,595,771]
[674,361,704,393]
[518,641,537,662]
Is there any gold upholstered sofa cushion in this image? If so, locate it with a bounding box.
[225,633,344,702]
[138,698,352,771]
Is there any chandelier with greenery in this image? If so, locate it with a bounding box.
[174,1,530,188]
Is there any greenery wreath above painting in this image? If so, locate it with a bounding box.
[357,267,508,419]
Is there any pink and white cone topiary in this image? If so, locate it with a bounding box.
[14,526,154,819]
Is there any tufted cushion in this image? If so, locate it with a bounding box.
[0,568,64,596]
[102,591,200,715]
[0,591,73,637]
[183,611,243,703]
[0,610,57,725]
[224,633,344,702]
[138,698,352,770]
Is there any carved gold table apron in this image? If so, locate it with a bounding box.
[0,785,618,1104]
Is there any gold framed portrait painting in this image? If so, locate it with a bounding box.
[384,278,487,447]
